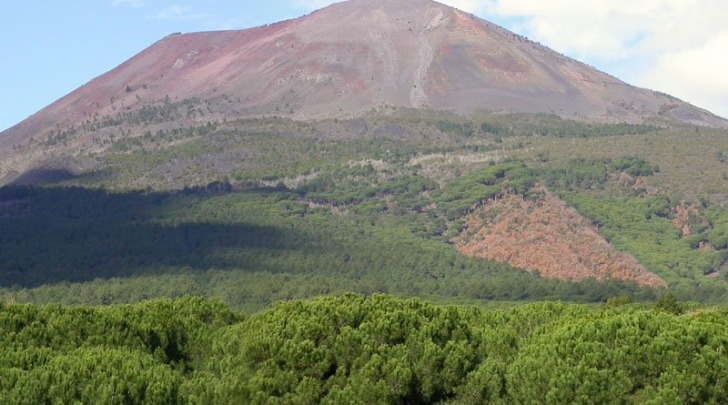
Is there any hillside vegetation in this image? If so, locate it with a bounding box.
[2,111,728,308]
[1,295,727,404]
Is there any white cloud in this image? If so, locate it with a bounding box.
[640,32,728,118]
[479,0,726,61]
[112,0,149,7]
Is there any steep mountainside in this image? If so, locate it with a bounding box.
[1,0,725,183]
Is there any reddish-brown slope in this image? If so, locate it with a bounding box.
[1,0,726,180]
[454,189,666,287]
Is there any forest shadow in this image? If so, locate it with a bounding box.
[9,168,80,185]
[0,185,308,288]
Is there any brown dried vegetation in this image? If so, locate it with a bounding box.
[672,202,707,237]
[454,187,667,287]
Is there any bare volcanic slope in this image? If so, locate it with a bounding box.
[1,0,725,177]
[454,188,667,288]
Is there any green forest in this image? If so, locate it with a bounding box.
[3,132,728,310]
[2,294,727,404]
[0,182,661,313]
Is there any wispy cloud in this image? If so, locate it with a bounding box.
[112,0,149,8]
[155,4,210,21]
[640,32,728,119]
[479,0,727,60]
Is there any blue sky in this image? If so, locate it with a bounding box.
[2,0,726,132]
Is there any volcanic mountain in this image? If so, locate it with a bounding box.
[1,0,726,181]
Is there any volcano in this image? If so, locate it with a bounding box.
[1,0,725,182]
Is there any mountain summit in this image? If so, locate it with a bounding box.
[1,0,725,179]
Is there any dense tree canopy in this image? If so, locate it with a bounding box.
[2,295,728,404]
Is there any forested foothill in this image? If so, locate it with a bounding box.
[1,294,727,404]
[3,112,728,309]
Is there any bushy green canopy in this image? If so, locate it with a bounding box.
[2,295,728,404]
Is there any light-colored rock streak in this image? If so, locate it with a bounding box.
[367,10,397,104]
[410,9,442,108]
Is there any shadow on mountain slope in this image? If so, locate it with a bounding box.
[10,168,80,185]
[0,185,303,288]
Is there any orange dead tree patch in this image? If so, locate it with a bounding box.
[454,188,667,288]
